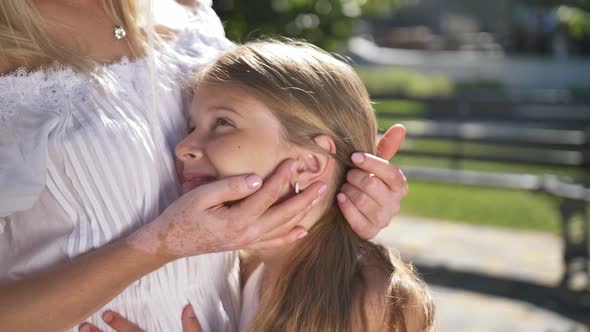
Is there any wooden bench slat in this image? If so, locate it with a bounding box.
[402,166,590,201]
[377,111,590,125]
[399,120,588,146]
[397,150,586,167]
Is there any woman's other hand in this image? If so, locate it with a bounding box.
[338,125,409,239]
[128,159,325,263]
[78,305,202,332]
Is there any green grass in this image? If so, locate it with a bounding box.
[356,66,507,97]
[388,153,583,235]
[357,67,454,97]
[372,99,428,116]
[399,180,562,234]
[392,154,587,180]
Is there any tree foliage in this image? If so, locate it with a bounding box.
[555,0,590,38]
[212,0,405,50]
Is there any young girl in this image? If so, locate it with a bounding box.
[90,39,435,332]
[179,39,435,332]
[187,39,436,332]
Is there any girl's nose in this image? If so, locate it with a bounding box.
[180,149,203,161]
[175,136,204,161]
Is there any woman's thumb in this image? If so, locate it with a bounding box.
[376,124,406,160]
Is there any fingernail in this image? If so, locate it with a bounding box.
[79,325,91,332]
[311,197,321,206]
[296,231,308,240]
[318,184,327,195]
[337,193,347,203]
[185,304,196,318]
[246,175,262,189]
[102,311,114,323]
[351,153,364,164]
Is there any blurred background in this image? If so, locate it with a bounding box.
[212,1,590,331]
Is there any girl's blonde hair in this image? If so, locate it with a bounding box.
[195,40,436,332]
[0,0,144,72]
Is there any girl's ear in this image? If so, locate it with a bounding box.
[294,135,336,191]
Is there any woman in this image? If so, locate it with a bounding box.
[0,1,409,331]
[82,40,434,332]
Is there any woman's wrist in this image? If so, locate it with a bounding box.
[120,229,171,273]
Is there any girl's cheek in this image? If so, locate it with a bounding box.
[206,138,253,173]
[206,130,289,179]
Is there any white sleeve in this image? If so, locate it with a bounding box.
[0,101,61,218]
[173,0,235,70]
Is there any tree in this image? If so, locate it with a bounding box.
[212,0,405,51]
[555,0,590,39]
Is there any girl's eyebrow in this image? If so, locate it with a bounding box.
[209,105,245,119]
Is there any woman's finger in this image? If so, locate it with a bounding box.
[340,183,392,229]
[260,181,326,231]
[235,159,296,216]
[346,169,393,207]
[252,211,307,244]
[79,323,102,332]
[181,305,203,332]
[249,226,308,251]
[350,153,407,193]
[101,311,144,332]
[246,181,318,248]
[336,192,376,239]
[376,124,406,160]
[191,173,264,208]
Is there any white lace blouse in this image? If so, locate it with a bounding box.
[0,2,240,331]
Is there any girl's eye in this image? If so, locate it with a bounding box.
[213,117,233,129]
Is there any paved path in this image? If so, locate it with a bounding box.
[374,215,588,332]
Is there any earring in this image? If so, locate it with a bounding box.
[295,181,300,194]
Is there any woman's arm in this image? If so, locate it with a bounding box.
[0,160,323,331]
[0,240,164,332]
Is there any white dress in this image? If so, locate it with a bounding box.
[0,1,239,331]
[238,265,264,332]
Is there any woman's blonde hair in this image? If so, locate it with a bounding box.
[0,0,144,72]
[195,40,436,332]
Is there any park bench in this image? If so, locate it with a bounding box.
[372,89,590,306]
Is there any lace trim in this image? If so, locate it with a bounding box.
[0,0,221,123]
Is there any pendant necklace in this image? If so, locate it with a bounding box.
[113,26,127,40]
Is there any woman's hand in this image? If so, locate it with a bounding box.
[128,159,325,264]
[338,125,409,239]
[79,305,201,332]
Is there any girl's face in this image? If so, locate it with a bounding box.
[175,83,296,194]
